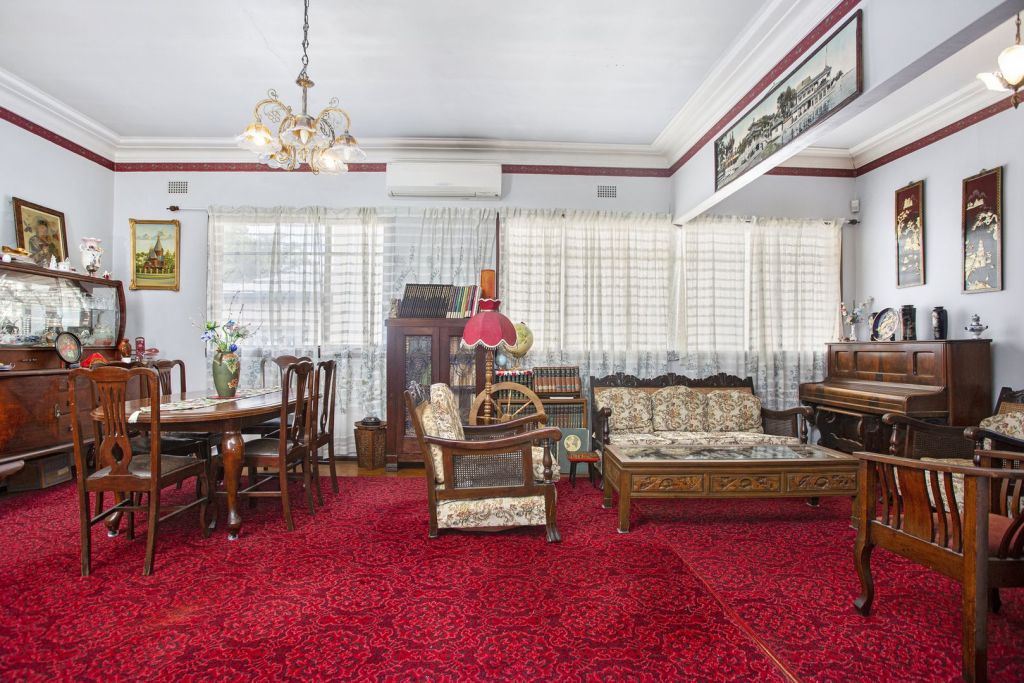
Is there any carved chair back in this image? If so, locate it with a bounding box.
[276,360,315,458]
[312,359,337,443]
[69,366,163,485]
[260,355,312,387]
[994,387,1024,416]
[149,359,187,396]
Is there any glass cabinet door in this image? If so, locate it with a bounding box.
[0,267,122,348]
[448,334,477,423]
[403,335,433,437]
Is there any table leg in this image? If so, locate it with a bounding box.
[602,465,613,509]
[220,429,245,540]
[617,477,631,534]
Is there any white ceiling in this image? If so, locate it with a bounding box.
[0,0,765,144]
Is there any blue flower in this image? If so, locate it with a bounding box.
[229,343,238,352]
[200,331,214,342]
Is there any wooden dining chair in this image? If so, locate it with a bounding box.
[147,359,217,459]
[310,359,338,501]
[243,355,313,436]
[237,359,316,531]
[69,365,213,576]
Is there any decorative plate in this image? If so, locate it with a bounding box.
[871,308,900,342]
[54,331,83,363]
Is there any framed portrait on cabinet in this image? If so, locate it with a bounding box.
[13,198,68,267]
[895,180,925,288]
[961,167,1002,294]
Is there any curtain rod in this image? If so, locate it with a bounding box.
[166,205,208,213]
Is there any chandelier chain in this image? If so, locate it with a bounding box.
[298,0,311,81]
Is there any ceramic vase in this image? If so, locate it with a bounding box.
[212,350,241,398]
[931,306,948,340]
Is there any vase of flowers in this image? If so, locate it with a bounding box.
[199,318,255,398]
[838,297,874,342]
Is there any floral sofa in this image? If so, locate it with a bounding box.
[590,372,812,452]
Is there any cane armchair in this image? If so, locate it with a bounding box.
[405,383,562,542]
[853,448,1024,682]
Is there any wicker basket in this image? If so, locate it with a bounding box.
[354,420,387,469]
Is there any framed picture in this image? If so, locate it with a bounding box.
[714,10,863,190]
[129,219,181,291]
[895,180,925,288]
[962,167,1003,294]
[557,427,591,459]
[12,198,68,267]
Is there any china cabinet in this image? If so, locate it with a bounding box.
[0,262,126,476]
[384,318,484,470]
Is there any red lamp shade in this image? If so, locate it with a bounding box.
[462,299,516,350]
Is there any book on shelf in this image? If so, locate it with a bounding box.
[494,368,533,389]
[398,283,479,318]
[532,366,581,396]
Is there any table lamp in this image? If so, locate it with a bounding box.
[461,298,516,423]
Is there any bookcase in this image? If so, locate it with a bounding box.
[384,317,484,470]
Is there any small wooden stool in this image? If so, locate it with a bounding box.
[567,451,600,488]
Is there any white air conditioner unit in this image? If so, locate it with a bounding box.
[386,162,502,199]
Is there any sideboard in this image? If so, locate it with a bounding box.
[0,262,126,478]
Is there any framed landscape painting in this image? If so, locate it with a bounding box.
[13,198,68,267]
[895,180,925,288]
[714,10,863,190]
[129,219,180,291]
[962,168,1002,294]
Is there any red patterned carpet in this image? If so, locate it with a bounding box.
[0,478,1021,681]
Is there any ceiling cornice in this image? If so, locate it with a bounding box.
[651,0,842,163]
[0,67,118,159]
[848,81,1005,168]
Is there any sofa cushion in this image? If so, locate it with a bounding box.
[608,432,673,447]
[657,431,799,446]
[652,386,706,432]
[436,493,548,529]
[705,390,763,433]
[979,411,1024,447]
[596,388,654,433]
[418,402,445,484]
[430,384,465,441]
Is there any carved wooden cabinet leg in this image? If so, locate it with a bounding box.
[220,427,245,540]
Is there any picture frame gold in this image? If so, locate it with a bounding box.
[129,219,181,291]
[13,197,68,267]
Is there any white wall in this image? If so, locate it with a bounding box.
[850,106,1023,392]
[707,174,855,220]
[111,170,672,387]
[0,120,113,263]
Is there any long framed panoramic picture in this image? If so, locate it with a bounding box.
[12,197,68,267]
[962,167,1003,293]
[129,218,181,291]
[895,180,925,288]
[714,10,863,190]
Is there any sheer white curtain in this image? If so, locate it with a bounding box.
[207,206,382,454]
[383,207,496,303]
[501,209,677,381]
[675,214,842,406]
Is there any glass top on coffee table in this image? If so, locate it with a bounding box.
[608,444,849,462]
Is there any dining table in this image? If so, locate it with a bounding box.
[92,388,295,540]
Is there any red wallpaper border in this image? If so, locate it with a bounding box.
[0,106,115,171]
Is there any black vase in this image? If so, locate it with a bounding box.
[901,305,916,341]
[932,306,948,340]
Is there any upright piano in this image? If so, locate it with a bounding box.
[799,340,992,454]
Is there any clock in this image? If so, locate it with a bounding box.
[54,331,83,364]
[557,428,591,459]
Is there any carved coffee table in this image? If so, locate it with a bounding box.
[602,443,858,532]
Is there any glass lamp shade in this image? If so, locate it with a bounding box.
[462,299,517,350]
[339,135,368,162]
[236,122,280,153]
[998,44,1024,86]
[977,71,1011,92]
[284,114,321,149]
[316,145,350,174]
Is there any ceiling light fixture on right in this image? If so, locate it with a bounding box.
[978,13,1024,108]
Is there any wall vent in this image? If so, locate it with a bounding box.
[596,184,617,198]
[167,181,189,194]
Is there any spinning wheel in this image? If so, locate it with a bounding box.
[469,382,545,425]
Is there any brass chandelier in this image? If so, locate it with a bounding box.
[236,0,366,173]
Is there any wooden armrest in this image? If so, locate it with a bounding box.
[761,406,812,419]
[974,448,1024,466]
[964,426,1024,450]
[424,427,562,453]
[462,413,548,434]
[852,450,1024,480]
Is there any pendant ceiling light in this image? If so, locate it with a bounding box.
[237,0,366,173]
[978,13,1024,109]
